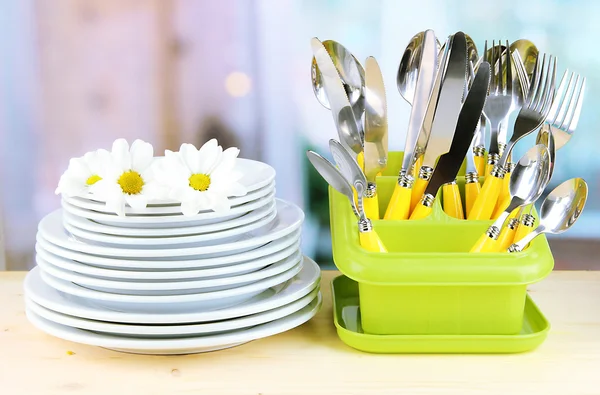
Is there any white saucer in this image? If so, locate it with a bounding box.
[24,256,320,323]
[35,249,302,295]
[61,190,276,229]
[25,286,319,338]
[77,158,276,206]
[61,199,276,237]
[35,228,301,269]
[38,260,303,312]
[40,199,303,258]
[25,293,322,355]
[64,181,275,215]
[62,204,277,246]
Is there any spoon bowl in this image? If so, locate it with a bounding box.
[539,178,588,234]
[508,144,551,208]
[397,31,441,105]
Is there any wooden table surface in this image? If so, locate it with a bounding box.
[1,270,599,394]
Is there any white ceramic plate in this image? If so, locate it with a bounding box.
[62,205,277,246]
[77,158,276,206]
[24,256,320,323]
[39,200,303,258]
[61,190,276,229]
[61,199,277,237]
[64,181,275,215]
[24,287,319,338]
[35,228,301,269]
[25,293,322,354]
[35,250,302,296]
[38,260,303,312]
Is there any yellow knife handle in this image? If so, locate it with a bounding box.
[467,171,504,220]
[495,218,519,252]
[514,214,535,250]
[409,201,433,220]
[412,155,423,181]
[383,181,412,220]
[363,194,380,220]
[470,231,499,253]
[356,151,365,171]
[359,229,388,252]
[442,182,464,219]
[410,171,430,213]
[474,154,486,178]
[465,177,481,218]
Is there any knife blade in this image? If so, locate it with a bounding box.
[363,56,388,182]
[401,29,437,175]
[420,31,468,169]
[425,61,491,196]
[310,38,363,158]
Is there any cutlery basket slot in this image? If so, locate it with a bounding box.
[328,152,554,336]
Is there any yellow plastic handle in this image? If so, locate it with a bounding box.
[412,155,423,181]
[356,151,365,171]
[474,155,486,178]
[363,194,379,220]
[514,221,534,250]
[410,175,429,213]
[409,201,433,220]
[470,232,499,253]
[383,183,412,220]
[442,183,464,219]
[496,224,517,252]
[485,161,495,179]
[359,230,388,252]
[467,174,503,220]
[492,193,511,220]
[465,181,481,218]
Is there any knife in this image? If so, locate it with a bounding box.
[362,56,388,220]
[384,29,437,220]
[310,38,363,160]
[409,32,468,214]
[410,61,490,220]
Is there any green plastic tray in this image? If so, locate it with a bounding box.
[332,275,550,354]
[329,151,554,336]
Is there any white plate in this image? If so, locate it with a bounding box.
[62,204,278,246]
[62,190,276,229]
[38,260,303,312]
[25,293,322,354]
[24,256,320,323]
[35,250,303,295]
[65,181,275,215]
[77,158,276,206]
[61,199,277,237]
[39,199,303,258]
[35,228,301,269]
[24,287,319,338]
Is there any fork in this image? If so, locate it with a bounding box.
[482,40,515,176]
[468,53,557,221]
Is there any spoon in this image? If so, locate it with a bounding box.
[311,40,365,134]
[470,144,551,252]
[510,39,538,85]
[306,148,387,253]
[397,31,441,106]
[509,178,588,252]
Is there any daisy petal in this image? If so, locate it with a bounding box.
[181,200,203,216]
[125,194,148,210]
[210,194,232,213]
[106,195,126,216]
[180,144,200,173]
[197,139,221,174]
[131,140,154,171]
[111,139,131,170]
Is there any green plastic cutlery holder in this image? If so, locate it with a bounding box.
[328,152,554,335]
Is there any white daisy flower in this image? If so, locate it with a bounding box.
[55,149,111,197]
[92,138,163,216]
[157,139,247,216]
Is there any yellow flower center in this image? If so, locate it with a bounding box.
[86,174,102,185]
[118,170,144,195]
[189,173,211,191]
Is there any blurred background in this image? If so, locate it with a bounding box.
[0,0,598,271]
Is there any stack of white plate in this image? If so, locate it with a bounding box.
[24,159,322,355]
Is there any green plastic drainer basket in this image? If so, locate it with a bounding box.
[329,152,554,336]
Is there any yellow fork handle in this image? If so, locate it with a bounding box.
[410,176,429,213]
[442,183,464,219]
[383,183,412,220]
[467,174,503,220]
[474,155,486,178]
[363,194,379,220]
[465,181,481,218]
[492,193,511,220]
[409,202,433,220]
[496,224,517,252]
[359,230,388,252]
[470,232,499,253]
